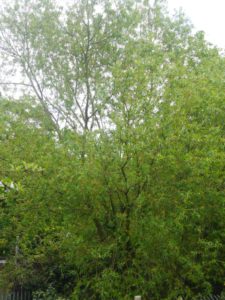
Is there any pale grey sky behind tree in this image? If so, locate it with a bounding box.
[168,0,225,49]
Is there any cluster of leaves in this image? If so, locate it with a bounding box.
[0,0,224,299]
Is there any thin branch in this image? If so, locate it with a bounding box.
[0,82,32,87]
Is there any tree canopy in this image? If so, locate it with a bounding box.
[0,0,224,299]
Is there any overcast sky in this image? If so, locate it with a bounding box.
[168,0,225,49]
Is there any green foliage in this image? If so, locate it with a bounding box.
[0,0,225,299]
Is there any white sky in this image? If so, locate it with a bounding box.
[168,0,225,49]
